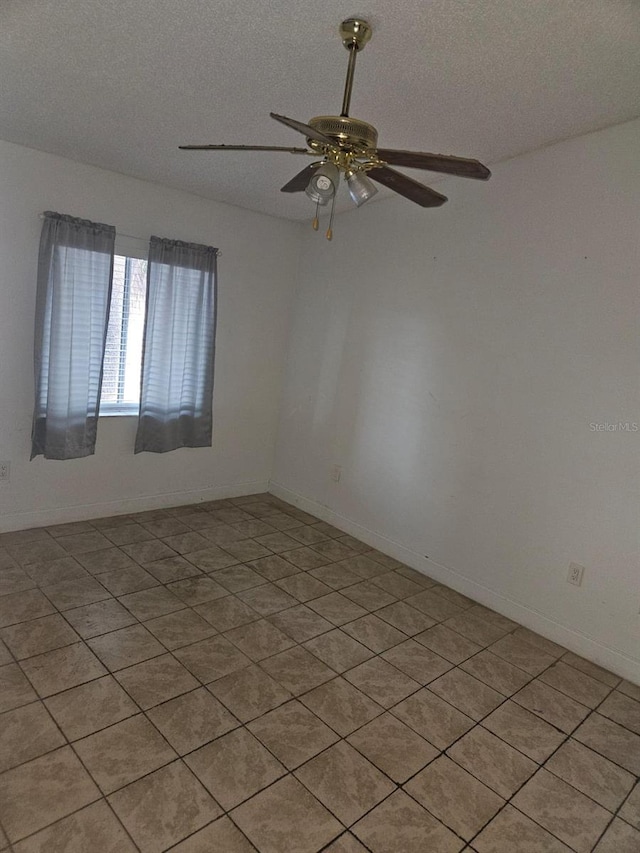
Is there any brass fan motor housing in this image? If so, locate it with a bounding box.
[307,115,378,152]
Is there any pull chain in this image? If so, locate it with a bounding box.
[312,198,320,231]
[326,193,336,241]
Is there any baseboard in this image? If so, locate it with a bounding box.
[269,480,640,685]
[0,479,270,533]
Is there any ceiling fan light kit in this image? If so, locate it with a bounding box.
[180,17,491,240]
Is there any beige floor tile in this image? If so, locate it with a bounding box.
[481,700,565,762]
[225,618,295,661]
[338,555,388,580]
[170,816,257,852]
[276,572,333,603]
[0,701,65,772]
[594,817,640,853]
[88,623,164,670]
[174,635,251,683]
[143,608,216,649]
[161,531,210,554]
[147,686,238,753]
[288,526,332,546]
[63,598,137,638]
[11,800,137,853]
[513,679,590,733]
[108,760,221,852]
[619,680,640,701]
[352,789,463,853]
[23,556,87,586]
[268,603,333,642]
[6,539,68,567]
[0,638,11,665]
[166,575,228,605]
[214,564,265,592]
[248,699,339,768]
[45,674,137,740]
[392,688,474,749]
[441,612,506,648]
[342,614,406,653]
[415,623,482,664]
[573,712,640,775]
[20,641,107,697]
[1,613,79,660]
[143,555,201,584]
[97,565,159,596]
[208,664,291,722]
[560,652,621,688]
[118,585,185,620]
[539,661,613,708]
[185,727,285,809]
[121,540,177,565]
[301,676,384,736]
[102,523,156,546]
[371,571,424,600]
[342,581,397,612]
[407,590,463,622]
[460,650,532,696]
[76,547,138,575]
[489,633,556,675]
[194,594,259,631]
[57,531,112,556]
[312,540,358,563]
[304,628,373,672]
[46,521,95,538]
[347,713,438,782]
[295,740,395,825]
[324,833,369,852]
[115,653,199,709]
[282,546,331,571]
[0,746,100,842]
[512,769,612,853]
[41,577,112,611]
[429,668,505,720]
[546,738,634,811]
[344,657,420,707]
[599,689,640,735]
[0,589,55,628]
[309,563,362,590]
[375,600,435,636]
[0,662,38,712]
[200,524,247,547]
[237,582,297,615]
[223,539,273,562]
[619,781,640,829]
[447,725,537,797]
[308,592,368,625]
[511,627,566,658]
[394,565,435,586]
[260,645,335,695]
[231,775,341,853]
[231,520,277,539]
[74,714,176,794]
[381,638,452,684]
[254,531,301,553]
[430,585,476,610]
[142,519,190,539]
[472,804,573,852]
[405,754,504,840]
[246,554,300,581]
[0,566,37,596]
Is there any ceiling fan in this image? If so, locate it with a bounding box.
[180,18,491,239]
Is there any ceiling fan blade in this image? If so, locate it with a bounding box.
[179,144,310,153]
[280,163,321,193]
[368,166,447,207]
[270,113,336,146]
[377,149,491,180]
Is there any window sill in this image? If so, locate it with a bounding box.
[99,407,139,418]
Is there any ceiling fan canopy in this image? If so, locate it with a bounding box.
[180,18,491,239]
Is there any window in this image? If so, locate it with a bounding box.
[100,254,147,415]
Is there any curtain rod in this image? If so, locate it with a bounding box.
[37,214,222,256]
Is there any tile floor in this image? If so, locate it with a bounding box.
[0,493,638,852]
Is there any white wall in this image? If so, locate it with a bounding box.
[272,119,640,681]
[0,140,301,529]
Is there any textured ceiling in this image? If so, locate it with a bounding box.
[1,0,639,220]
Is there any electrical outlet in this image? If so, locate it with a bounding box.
[331,464,342,483]
[0,461,10,483]
[567,562,584,586]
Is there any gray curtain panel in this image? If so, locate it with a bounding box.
[31,212,116,460]
[134,236,218,453]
